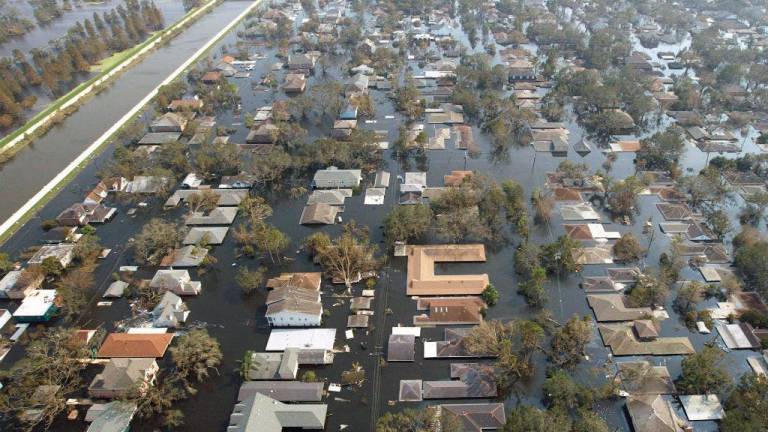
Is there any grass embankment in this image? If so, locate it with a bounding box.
[0,0,217,157]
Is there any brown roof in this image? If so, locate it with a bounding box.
[551,187,582,201]
[587,294,653,322]
[617,361,676,395]
[598,323,694,356]
[444,170,473,187]
[97,333,173,358]
[414,297,485,325]
[442,403,506,432]
[627,394,686,432]
[266,273,322,291]
[406,245,489,296]
[565,224,593,240]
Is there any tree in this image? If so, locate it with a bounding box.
[55,268,93,322]
[306,224,379,291]
[132,219,183,265]
[0,252,14,277]
[301,371,317,382]
[612,233,643,263]
[503,405,572,432]
[235,267,265,295]
[341,361,365,386]
[549,315,592,368]
[169,329,222,387]
[733,239,768,298]
[376,406,462,432]
[193,141,241,178]
[482,283,499,306]
[676,346,729,395]
[40,256,63,277]
[673,281,704,318]
[637,126,685,171]
[542,370,595,411]
[382,204,432,249]
[73,233,102,265]
[0,329,89,432]
[627,270,669,307]
[514,243,540,277]
[705,208,732,240]
[518,266,548,308]
[186,190,219,215]
[539,235,581,275]
[531,188,554,225]
[720,373,768,432]
[464,320,544,394]
[607,176,645,219]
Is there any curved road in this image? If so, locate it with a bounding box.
[0,0,252,224]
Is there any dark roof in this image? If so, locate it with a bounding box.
[387,334,416,362]
[237,381,323,402]
[442,403,506,432]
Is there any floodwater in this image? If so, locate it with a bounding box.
[0,1,254,223]
[0,0,188,57]
[0,5,763,432]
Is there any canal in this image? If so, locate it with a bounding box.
[0,0,255,225]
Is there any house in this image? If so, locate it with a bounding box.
[56,203,89,226]
[306,189,351,206]
[227,393,326,431]
[441,403,506,431]
[413,297,485,326]
[287,53,316,71]
[265,328,336,351]
[167,98,203,112]
[183,227,229,245]
[0,269,44,299]
[124,176,171,194]
[399,380,423,401]
[97,333,174,358]
[246,123,278,144]
[265,287,322,327]
[244,349,299,380]
[679,395,725,421]
[84,182,109,205]
[202,71,222,84]
[28,244,75,268]
[152,291,189,328]
[181,173,204,189]
[150,112,188,133]
[283,73,307,93]
[85,402,137,432]
[89,358,158,399]
[137,131,181,146]
[159,245,208,267]
[237,381,324,402]
[346,73,370,95]
[12,290,58,323]
[185,207,238,225]
[598,323,695,356]
[312,167,362,188]
[266,273,321,291]
[300,203,340,225]
[422,363,497,399]
[149,269,202,296]
[586,294,653,322]
[406,245,489,296]
[617,361,676,395]
[508,59,535,80]
[388,334,416,362]
[103,280,129,298]
[220,174,257,189]
[626,394,687,432]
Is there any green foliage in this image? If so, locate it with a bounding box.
[0,252,13,276]
[676,346,730,395]
[514,242,541,277]
[382,204,432,249]
[734,238,768,298]
[539,235,581,275]
[627,270,670,307]
[301,371,317,382]
[518,266,548,309]
[503,405,572,432]
[482,283,499,306]
[612,233,643,263]
[40,256,63,276]
[170,329,223,384]
[721,373,768,432]
[549,315,592,368]
[132,218,183,266]
[637,126,685,171]
[542,370,595,411]
[235,267,265,295]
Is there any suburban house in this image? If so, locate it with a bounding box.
[167,98,203,112]
[413,297,486,326]
[56,203,89,226]
[150,112,188,133]
[201,71,222,84]
[89,358,159,399]
[246,123,278,144]
[97,333,174,358]
[28,244,75,268]
[299,203,340,225]
[237,381,324,402]
[287,53,316,71]
[12,289,59,323]
[441,403,506,431]
[508,59,535,80]
[266,273,322,291]
[148,270,202,296]
[226,393,327,431]
[265,287,323,327]
[85,402,137,432]
[0,269,44,299]
[312,167,362,189]
[152,291,189,328]
[283,73,307,93]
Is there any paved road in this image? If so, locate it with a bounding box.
[0,1,252,224]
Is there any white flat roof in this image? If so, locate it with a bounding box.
[266,328,336,351]
[391,327,421,337]
[423,341,437,358]
[680,395,724,421]
[126,327,169,334]
[13,290,56,317]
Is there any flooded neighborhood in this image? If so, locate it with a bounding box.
[0,0,767,431]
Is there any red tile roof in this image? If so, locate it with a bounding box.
[97,333,173,358]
